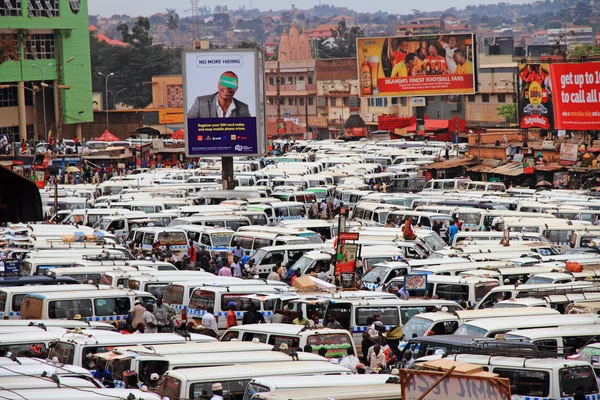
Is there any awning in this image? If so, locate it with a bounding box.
[422,156,478,170]
[407,119,450,133]
[536,163,564,172]
[467,158,505,173]
[489,162,523,176]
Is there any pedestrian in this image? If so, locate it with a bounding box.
[226,302,238,329]
[241,250,250,267]
[153,297,175,332]
[361,331,375,363]
[245,259,259,279]
[128,300,146,328]
[143,303,159,334]
[290,269,301,286]
[242,302,265,325]
[310,200,318,219]
[448,220,459,245]
[231,257,242,278]
[276,262,287,280]
[202,307,219,337]
[218,263,232,276]
[232,244,244,259]
[267,266,281,281]
[197,245,211,271]
[210,383,224,400]
[369,344,387,371]
[292,310,310,327]
[319,200,328,217]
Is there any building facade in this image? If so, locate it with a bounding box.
[0,0,93,142]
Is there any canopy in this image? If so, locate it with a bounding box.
[172,129,184,140]
[95,130,120,142]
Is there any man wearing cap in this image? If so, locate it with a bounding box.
[187,71,251,118]
[210,382,224,400]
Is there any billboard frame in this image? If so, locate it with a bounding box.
[356,33,478,98]
[183,48,266,158]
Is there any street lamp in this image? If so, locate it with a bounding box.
[98,72,115,131]
[32,62,53,141]
[113,88,127,109]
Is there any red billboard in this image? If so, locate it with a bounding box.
[549,62,600,130]
[356,34,476,97]
[518,63,554,130]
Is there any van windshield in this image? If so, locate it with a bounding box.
[163,285,184,305]
[48,341,75,365]
[559,366,598,397]
[402,316,433,338]
[362,266,391,284]
[211,233,233,247]
[453,324,487,337]
[291,256,314,273]
[189,290,215,310]
[157,376,182,400]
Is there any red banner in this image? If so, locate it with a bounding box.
[550,63,600,130]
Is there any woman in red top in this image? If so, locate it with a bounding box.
[226,302,237,329]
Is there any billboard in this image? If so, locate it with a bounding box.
[518,63,554,130]
[549,62,600,130]
[183,49,266,157]
[356,34,476,97]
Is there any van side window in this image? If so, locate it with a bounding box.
[94,297,130,316]
[261,251,284,266]
[221,331,239,341]
[49,299,93,319]
[254,238,272,249]
[356,307,399,326]
[200,234,211,246]
[242,332,267,343]
[268,335,300,349]
[142,233,154,246]
[400,306,428,325]
[493,368,549,397]
[436,284,469,301]
[533,339,558,353]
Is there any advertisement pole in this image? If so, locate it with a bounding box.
[183,49,267,170]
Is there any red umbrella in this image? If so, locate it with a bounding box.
[95,130,120,142]
[172,129,184,140]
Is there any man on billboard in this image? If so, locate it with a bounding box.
[187,71,251,118]
[453,50,473,75]
[388,38,409,67]
[439,35,458,73]
[427,45,447,73]
[391,53,419,78]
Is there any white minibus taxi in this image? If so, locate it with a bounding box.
[237,225,323,244]
[156,361,350,400]
[250,244,329,278]
[19,288,155,322]
[229,231,310,254]
[506,324,600,355]
[401,307,560,338]
[454,314,600,338]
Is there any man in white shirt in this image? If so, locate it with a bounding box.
[439,35,458,73]
[142,303,159,334]
[230,258,242,278]
[202,307,219,337]
[339,348,360,373]
[369,344,387,370]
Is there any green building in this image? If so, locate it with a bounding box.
[0,0,92,142]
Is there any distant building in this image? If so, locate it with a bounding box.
[278,23,312,61]
[545,26,594,50]
[305,24,337,39]
[89,25,127,47]
[396,18,441,35]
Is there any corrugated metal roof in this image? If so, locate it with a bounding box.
[422,156,478,170]
[489,162,523,176]
[536,163,564,172]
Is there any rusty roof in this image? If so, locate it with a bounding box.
[422,156,478,170]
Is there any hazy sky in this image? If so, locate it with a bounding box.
[89,0,534,17]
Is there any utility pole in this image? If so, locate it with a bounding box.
[31,63,52,142]
[98,72,115,131]
[276,58,281,139]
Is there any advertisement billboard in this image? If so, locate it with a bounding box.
[549,62,600,130]
[356,34,476,97]
[518,63,554,130]
[183,49,266,157]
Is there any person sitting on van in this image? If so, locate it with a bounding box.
[143,303,159,334]
[202,307,219,337]
[218,263,232,277]
[267,266,281,281]
[232,244,244,259]
[402,218,416,241]
[226,302,238,329]
[92,360,115,388]
[242,302,265,325]
[293,310,310,327]
[210,382,224,400]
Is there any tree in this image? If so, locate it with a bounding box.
[165,9,180,46]
[213,12,232,29]
[118,16,153,48]
[317,20,365,58]
[572,44,600,59]
[235,40,261,49]
[497,104,517,124]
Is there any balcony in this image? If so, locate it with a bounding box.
[266,83,317,94]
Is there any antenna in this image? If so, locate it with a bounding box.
[184,0,200,40]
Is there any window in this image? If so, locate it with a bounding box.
[94,297,130,316]
[1,0,21,16]
[49,299,93,319]
[166,85,183,108]
[401,98,407,106]
[69,0,80,13]
[330,98,337,107]
[427,96,435,103]
[308,97,314,106]
[260,251,284,266]
[269,77,274,85]
[435,284,469,301]
[268,335,300,348]
[25,34,55,60]
[189,290,215,310]
[559,366,598,397]
[481,94,490,103]
[28,0,59,17]
[242,332,267,342]
[497,94,506,103]
[254,238,272,249]
[533,339,558,352]
[356,307,399,326]
[494,368,549,397]
[308,76,314,85]
[288,97,294,106]
[299,97,304,106]
[287,76,293,84]
[280,77,285,85]
[467,95,475,102]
